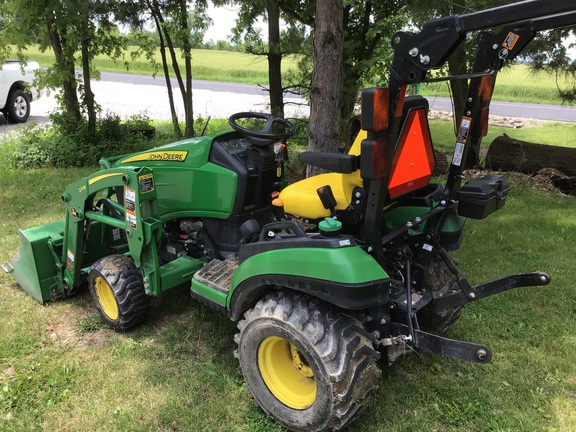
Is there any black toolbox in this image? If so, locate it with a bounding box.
[457,174,510,219]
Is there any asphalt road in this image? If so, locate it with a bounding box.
[426,96,576,122]
[100,71,277,97]
[101,71,576,122]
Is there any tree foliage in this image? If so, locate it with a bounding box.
[117,0,211,138]
[524,28,576,103]
[212,0,310,118]
[0,0,210,140]
[0,0,129,135]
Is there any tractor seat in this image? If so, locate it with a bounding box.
[279,95,434,220]
[279,131,366,219]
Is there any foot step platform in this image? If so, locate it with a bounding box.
[193,259,238,294]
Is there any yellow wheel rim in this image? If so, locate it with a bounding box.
[94,276,119,320]
[258,336,316,409]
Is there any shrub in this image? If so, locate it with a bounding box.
[0,113,158,169]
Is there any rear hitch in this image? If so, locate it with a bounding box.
[434,271,551,311]
[436,246,551,308]
[390,323,492,364]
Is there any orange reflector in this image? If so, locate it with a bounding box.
[478,75,494,102]
[394,85,407,118]
[271,191,280,199]
[272,198,284,207]
[361,138,388,180]
[479,107,489,137]
[361,88,389,132]
[388,108,435,199]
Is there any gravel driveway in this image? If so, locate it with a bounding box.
[0,80,311,137]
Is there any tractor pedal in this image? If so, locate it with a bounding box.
[193,259,238,294]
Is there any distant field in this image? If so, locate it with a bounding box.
[18,45,299,85]
[13,46,574,105]
[429,119,576,155]
[419,64,574,105]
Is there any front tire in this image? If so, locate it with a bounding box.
[6,89,30,123]
[235,291,381,432]
[88,255,151,331]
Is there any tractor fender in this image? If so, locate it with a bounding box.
[227,246,395,321]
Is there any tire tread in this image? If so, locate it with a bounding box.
[89,255,151,331]
[237,291,381,431]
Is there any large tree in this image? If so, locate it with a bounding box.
[280,0,404,148]
[307,0,343,177]
[214,0,309,119]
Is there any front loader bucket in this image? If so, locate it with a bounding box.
[1,220,65,304]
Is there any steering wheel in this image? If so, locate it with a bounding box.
[228,112,296,147]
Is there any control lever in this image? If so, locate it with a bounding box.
[317,185,338,217]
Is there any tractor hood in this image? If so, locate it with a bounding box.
[108,131,233,169]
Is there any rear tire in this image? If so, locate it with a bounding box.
[88,254,150,332]
[6,89,30,123]
[418,251,463,335]
[235,291,381,432]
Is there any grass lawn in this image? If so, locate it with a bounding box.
[1,141,575,431]
[0,41,575,427]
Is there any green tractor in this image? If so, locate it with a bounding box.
[3,2,576,431]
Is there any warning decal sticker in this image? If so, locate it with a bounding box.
[452,142,465,167]
[139,173,155,193]
[66,249,75,272]
[456,116,472,144]
[502,32,520,50]
[124,187,138,229]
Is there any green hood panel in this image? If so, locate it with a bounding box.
[114,132,231,168]
[231,245,388,289]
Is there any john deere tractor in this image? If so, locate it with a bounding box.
[4,1,576,430]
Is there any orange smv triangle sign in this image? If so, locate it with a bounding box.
[388,108,436,199]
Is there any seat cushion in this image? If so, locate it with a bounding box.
[279,171,362,219]
[280,131,366,219]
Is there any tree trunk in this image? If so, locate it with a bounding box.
[448,45,468,127]
[267,0,284,118]
[150,0,191,138]
[486,134,576,176]
[45,13,81,127]
[308,0,344,177]
[81,35,96,134]
[153,13,182,139]
[179,0,194,138]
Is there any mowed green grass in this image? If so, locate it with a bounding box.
[1,41,575,430]
[1,147,575,431]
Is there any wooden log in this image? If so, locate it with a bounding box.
[486,134,576,176]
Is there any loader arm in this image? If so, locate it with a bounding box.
[60,167,163,298]
[361,0,576,263]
